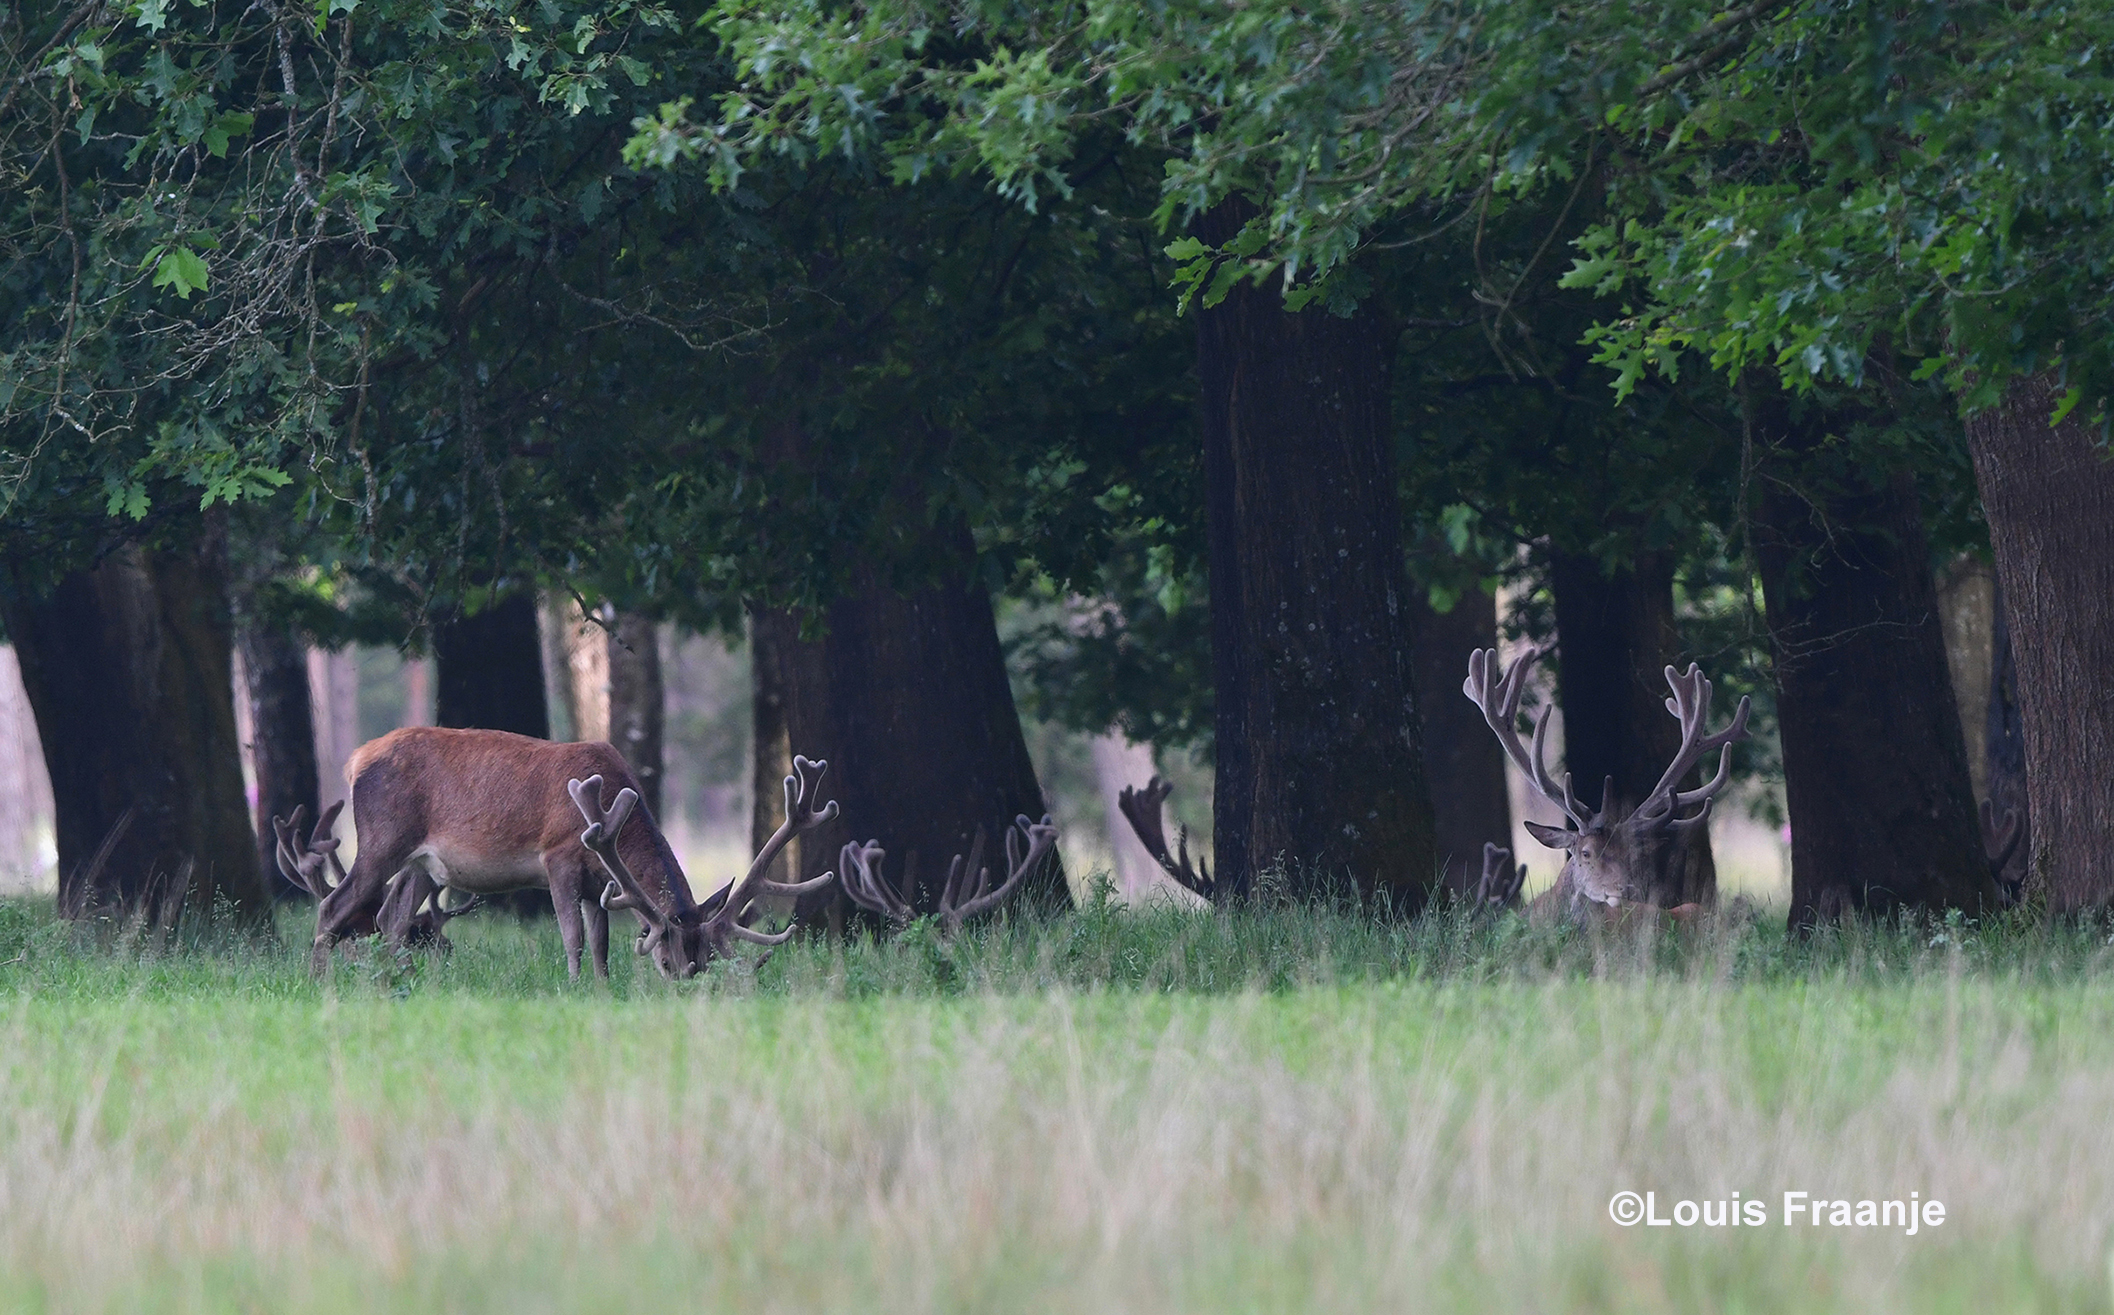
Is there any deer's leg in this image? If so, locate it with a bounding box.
[311,843,407,977]
[584,895,610,979]
[544,846,592,981]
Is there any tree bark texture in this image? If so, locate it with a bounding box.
[1548,549,1718,906]
[750,561,1063,919]
[435,592,550,740]
[607,612,665,819]
[0,537,269,924]
[238,622,321,898]
[434,589,550,914]
[1407,584,1511,893]
[1194,221,1436,906]
[1964,371,2114,910]
[1752,400,1997,922]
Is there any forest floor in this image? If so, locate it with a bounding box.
[0,897,2109,1313]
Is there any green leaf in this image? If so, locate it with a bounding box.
[151,246,210,300]
[201,111,254,158]
[105,480,151,520]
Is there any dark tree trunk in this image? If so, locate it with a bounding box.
[1752,396,1997,923]
[751,552,1063,919]
[1985,577,2029,894]
[1548,549,1717,906]
[1407,584,1511,892]
[1193,209,1436,906]
[239,622,320,899]
[434,589,550,914]
[607,611,664,818]
[0,536,269,924]
[1964,371,2114,910]
[435,592,550,739]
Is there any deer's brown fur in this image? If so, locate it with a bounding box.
[310,727,690,979]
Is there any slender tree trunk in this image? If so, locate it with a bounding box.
[0,535,269,924]
[1964,371,2114,909]
[751,548,1062,918]
[238,622,320,898]
[434,589,550,914]
[1194,208,1435,906]
[750,611,794,860]
[1548,549,1717,906]
[1407,584,1511,893]
[1985,577,2030,893]
[1934,556,1996,802]
[1752,397,1996,922]
[607,612,664,819]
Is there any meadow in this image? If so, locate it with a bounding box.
[0,897,2110,1313]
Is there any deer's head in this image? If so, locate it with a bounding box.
[1467,645,1750,912]
[570,755,839,979]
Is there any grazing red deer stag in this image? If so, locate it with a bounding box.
[1463,645,1750,921]
[291,727,834,980]
[569,753,839,978]
[836,813,1059,937]
[274,802,480,951]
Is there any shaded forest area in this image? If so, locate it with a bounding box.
[2,0,2109,932]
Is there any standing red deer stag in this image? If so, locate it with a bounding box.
[1463,645,1750,920]
[283,728,836,979]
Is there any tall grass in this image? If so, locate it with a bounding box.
[2,894,2110,1001]
[0,897,2110,1312]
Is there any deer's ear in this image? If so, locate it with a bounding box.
[1523,820,1579,850]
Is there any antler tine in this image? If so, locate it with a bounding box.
[1474,841,1526,908]
[1637,665,1753,824]
[840,839,914,922]
[710,755,838,933]
[273,801,346,899]
[1116,776,1215,898]
[943,815,1056,933]
[433,890,483,924]
[963,826,991,906]
[568,776,671,930]
[726,919,801,946]
[1980,799,2023,869]
[1466,646,1591,830]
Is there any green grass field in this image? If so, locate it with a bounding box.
[0,897,2110,1313]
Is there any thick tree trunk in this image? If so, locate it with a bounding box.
[1984,578,2029,894]
[1965,372,2114,909]
[607,612,665,819]
[1548,549,1717,906]
[1407,584,1511,893]
[0,536,269,924]
[1752,399,1996,922]
[238,622,320,898]
[435,592,550,739]
[434,589,550,914]
[751,554,1063,919]
[1194,212,1436,906]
